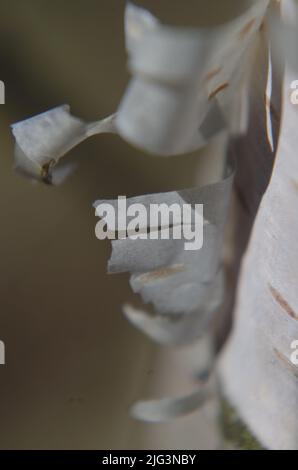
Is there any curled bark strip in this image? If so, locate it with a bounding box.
[130,385,211,423]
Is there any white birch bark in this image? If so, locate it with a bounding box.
[218,1,298,450]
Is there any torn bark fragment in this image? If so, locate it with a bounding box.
[11,105,116,183]
[116,1,269,155]
[94,165,233,317]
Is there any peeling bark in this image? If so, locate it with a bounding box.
[219,1,298,450]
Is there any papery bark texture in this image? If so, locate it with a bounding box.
[219,6,298,447]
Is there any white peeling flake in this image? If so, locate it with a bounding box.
[116,1,269,155]
[94,166,233,317]
[130,385,211,423]
[11,106,116,183]
[125,2,159,53]
[123,269,223,346]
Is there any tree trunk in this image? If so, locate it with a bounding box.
[218,0,298,450]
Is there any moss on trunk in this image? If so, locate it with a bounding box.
[219,397,265,450]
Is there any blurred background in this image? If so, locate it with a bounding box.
[0,0,253,449]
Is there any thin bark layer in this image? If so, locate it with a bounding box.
[219,3,298,448]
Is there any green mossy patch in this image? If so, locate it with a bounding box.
[220,398,265,450]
